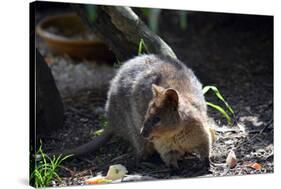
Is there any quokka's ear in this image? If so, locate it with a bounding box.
[164,88,179,108]
[152,84,164,97]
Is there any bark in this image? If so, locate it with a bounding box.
[36,49,64,134]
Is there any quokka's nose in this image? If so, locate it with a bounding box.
[140,127,149,138]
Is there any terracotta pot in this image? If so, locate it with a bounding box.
[36,13,115,61]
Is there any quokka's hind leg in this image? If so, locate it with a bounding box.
[140,141,156,160]
[123,140,155,169]
[131,141,154,167]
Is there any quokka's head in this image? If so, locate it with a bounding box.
[140,84,182,140]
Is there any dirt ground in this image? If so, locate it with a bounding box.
[36,9,273,187]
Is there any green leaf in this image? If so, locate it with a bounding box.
[98,115,108,128]
[203,86,234,115]
[138,38,147,55]
[94,129,104,136]
[60,154,73,162]
[206,102,232,124]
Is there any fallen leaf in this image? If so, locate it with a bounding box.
[105,164,128,180]
[247,162,262,170]
[226,150,237,168]
[85,176,112,184]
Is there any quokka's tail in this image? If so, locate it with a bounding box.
[36,129,113,160]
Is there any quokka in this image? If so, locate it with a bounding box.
[58,54,214,169]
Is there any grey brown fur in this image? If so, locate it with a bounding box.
[59,54,213,168]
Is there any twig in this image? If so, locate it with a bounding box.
[259,118,273,134]
[59,165,75,177]
[110,153,130,162]
[233,118,273,151]
[73,166,97,177]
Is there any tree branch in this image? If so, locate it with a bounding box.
[73,4,177,61]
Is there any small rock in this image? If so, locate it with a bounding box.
[80,118,88,122]
[51,180,56,187]
[226,150,237,169]
[225,140,234,145]
[95,107,105,115]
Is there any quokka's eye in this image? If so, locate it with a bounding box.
[152,116,161,125]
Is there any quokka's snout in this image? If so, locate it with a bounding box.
[141,116,161,139]
[140,121,153,139]
[140,126,150,138]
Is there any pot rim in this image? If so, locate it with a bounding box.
[36,13,105,45]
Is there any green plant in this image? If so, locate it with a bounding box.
[203,85,235,125]
[147,9,161,33]
[91,115,108,137]
[141,8,188,33]
[138,38,148,55]
[85,5,98,22]
[113,58,122,69]
[93,128,104,136]
[179,11,188,30]
[99,115,108,128]
[30,142,72,188]
[113,38,147,69]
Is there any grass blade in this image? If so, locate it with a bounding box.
[179,11,188,30]
[138,38,148,55]
[94,128,104,136]
[203,86,234,115]
[30,142,71,187]
[206,102,232,124]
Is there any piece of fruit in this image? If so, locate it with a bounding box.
[105,164,128,180]
[85,176,112,184]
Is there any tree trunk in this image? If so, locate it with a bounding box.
[36,49,64,135]
[73,4,177,61]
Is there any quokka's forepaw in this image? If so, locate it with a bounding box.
[169,159,179,170]
[162,150,182,170]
